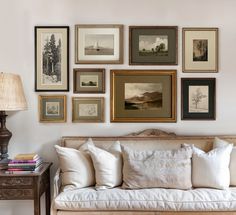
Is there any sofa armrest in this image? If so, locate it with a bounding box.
[53,168,61,198]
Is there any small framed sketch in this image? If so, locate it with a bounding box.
[183,28,218,72]
[181,78,216,120]
[72,97,104,123]
[73,68,105,93]
[75,24,123,64]
[35,26,69,91]
[110,70,176,122]
[39,95,67,122]
[129,26,178,65]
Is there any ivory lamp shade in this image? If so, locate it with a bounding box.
[0,73,27,111]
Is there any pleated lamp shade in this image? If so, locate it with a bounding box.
[0,73,27,111]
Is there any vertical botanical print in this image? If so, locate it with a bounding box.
[189,86,209,113]
[139,35,168,56]
[193,40,208,61]
[42,33,62,84]
[125,83,163,110]
[85,34,114,55]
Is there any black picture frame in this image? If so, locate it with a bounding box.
[129,26,178,65]
[181,78,216,120]
[35,26,69,91]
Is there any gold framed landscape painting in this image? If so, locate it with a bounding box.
[39,95,67,123]
[110,70,176,122]
[183,28,218,72]
[72,97,104,123]
[75,24,123,64]
[73,68,105,93]
[35,26,69,91]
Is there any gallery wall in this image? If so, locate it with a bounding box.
[1,0,236,214]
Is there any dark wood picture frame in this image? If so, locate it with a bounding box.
[73,68,105,93]
[182,28,218,72]
[181,78,216,120]
[75,24,123,64]
[129,26,178,65]
[110,70,177,123]
[35,26,69,91]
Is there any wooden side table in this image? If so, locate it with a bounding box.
[0,162,52,215]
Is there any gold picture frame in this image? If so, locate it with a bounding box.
[110,70,176,122]
[182,28,218,72]
[72,97,105,123]
[75,24,123,64]
[39,95,67,123]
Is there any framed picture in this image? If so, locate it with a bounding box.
[72,97,104,123]
[35,26,69,91]
[39,95,67,122]
[182,28,218,72]
[75,24,123,64]
[181,78,216,120]
[73,68,105,93]
[110,70,176,122]
[129,26,178,65]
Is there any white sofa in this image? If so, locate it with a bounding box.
[51,129,236,215]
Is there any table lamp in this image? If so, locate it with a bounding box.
[0,73,27,168]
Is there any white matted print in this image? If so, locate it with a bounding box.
[183,28,218,72]
[75,25,123,64]
[78,104,98,116]
[35,27,69,91]
[189,86,209,113]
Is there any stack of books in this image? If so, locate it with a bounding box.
[6,153,43,174]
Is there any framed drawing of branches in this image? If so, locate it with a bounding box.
[181,78,216,120]
[35,26,69,91]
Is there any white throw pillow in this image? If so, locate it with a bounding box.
[184,143,233,189]
[122,146,193,190]
[54,138,95,189]
[87,141,122,190]
[213,137,236,186]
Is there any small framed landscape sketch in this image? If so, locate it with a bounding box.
[181,78,216,120]
[39,95,67,122]
[182,28,218,72]
[73,68,105,93]
[129,26,178,65]
[72,97,104,123]
[75,24,123,64]
[110,70,176,122]
[35,26,69,91]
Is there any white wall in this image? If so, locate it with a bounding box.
[1,0,236,214]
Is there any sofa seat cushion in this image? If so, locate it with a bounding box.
[54,187,236,211]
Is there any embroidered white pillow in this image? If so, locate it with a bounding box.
[87,141,122,190]
[54,138,95,189]
[184,143,233,189]
[213,137,236,186]
[122,146,193,190]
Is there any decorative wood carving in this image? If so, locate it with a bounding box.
[0,177,33,187]
[0,189,33,199]
[125,129,176,137]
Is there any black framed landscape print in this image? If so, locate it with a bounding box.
[129,26,178,65]
[110,70,176,122]
[35,26,69,91]
[181,78,216,120]
[183,28,218,72]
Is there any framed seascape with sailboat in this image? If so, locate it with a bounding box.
[75,24,123,64]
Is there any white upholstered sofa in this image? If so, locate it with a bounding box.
[51,129,236,215]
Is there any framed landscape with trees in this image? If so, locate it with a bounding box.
[35,26,69,91]
[129,26,178,65]
[181,78,216,120]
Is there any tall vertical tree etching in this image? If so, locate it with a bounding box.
[43,34,61,83]
[191,88,207,109]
